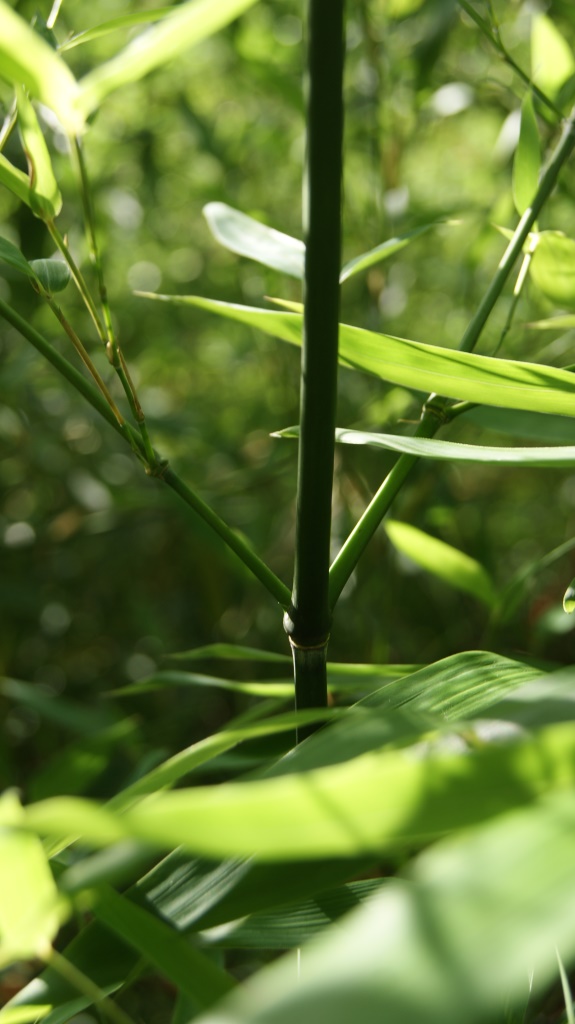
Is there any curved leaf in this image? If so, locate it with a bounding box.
[530,231,575,308]
[532,14,575,104]
[138,295,575,418]
[60,9,178,52]
[204,202,305,279]
[0,236,35,279]
[339,223,440,283]
[0,153,32,208]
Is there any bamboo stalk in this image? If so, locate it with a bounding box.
[285,0,346,720]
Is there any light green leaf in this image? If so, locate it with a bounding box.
[23,721,575,860]
[530,231,575,308]
[326,425,575,468]
[16,86,62,220]
[531,14,575,104]
[466,406,575,443]
[204,202,305,279]
[77,0,259,118]
[563,579,575,614]
[0,153,32,208]
[138,295,575,418]
[0,791,64,967]
[59,8,178,52]
[28,259,71,294]
[513,94,540,215]
[93,886,235,1005]
[339,223,440,283]
[111,670,294,699]
[0,236,35,279]
[0,1,82,134]
[384,519,496,607]
[527,314,575,330]
[191,792,575,1024]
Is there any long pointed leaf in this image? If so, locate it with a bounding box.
[204,202,305,279]
[15,86,62,220]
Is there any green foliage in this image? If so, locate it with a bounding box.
[3,2,575,1023]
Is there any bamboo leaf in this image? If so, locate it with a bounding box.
[93,886,235,1005]
[23,721,575,860]
[529,231,575,308]
[29,259,71,294]
[527,314,575,330]
[77,0,259,118]
[0,1,82,133]
[532,14,575,104]
[60,9,179,52]
[138,295,575,418]
[384,519,497,607]
[513,94,540,215]
[339,224,440,283]
[203,202,305,279]
[110,670,294,699]
[0,153,33,208]
[166,643,292,664]
[15,86,62,220]
[0,791,64,967]
[0,236,36,279]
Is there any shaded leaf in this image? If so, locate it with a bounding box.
[204,202,305,279]
[384,519,497,607]
[29,259,71,294]
[530,231,575,308]
[138,295,575,418]
[513,94,540,215]
[166,643,292,664]
[563,579,575,614]
[0,236,35,278]
[339,223,441,283]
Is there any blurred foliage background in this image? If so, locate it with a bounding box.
[2,0,575,797]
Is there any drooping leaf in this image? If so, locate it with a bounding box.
[297,424,575,468]
[29,259,71,294]
[0,236,35,279]
[512,93,540,215]
[15,86,62,220]
[77,0,259,118]
[0,791,64,968]
[531,14,575,105]
[191,792,575,1024]
[138,295,575,418]
[166,643,292,664]
[23,720,575,860]
[0,1,82,134]
[530,231,575,308]
[563,579,575,614]
[203,202,305,279]
[384,518,497,607]
[110,670,294,699]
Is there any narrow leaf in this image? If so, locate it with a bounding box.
[0,153,33,208]
[77,0,259,118]
[0,1,82,133]
[339,223,439,283]
[110,670,294,699]
[23,721,575,860]
[0,236,36,279]
[60,9,178,51]
[563,579,575,614]
[513,94,540,215]
[530,231,575,308]
[527,314,575,330]
[384,519,497,607]
[204,203,305,279]
[532,14,575,104]
[166,643,292,664]
[16,86,62,220]
[138,296,575,418]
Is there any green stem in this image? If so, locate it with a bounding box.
[0,297,290,608]
[289,640,329,742]
[285,0,346,668]
[48,221,108,342]
[329,105,575,608]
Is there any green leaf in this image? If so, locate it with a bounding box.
[557,949,575,1024]
[466,406,575,444]
[138,296,575,418]
[527,314,575,330]
[16,86,62,220]
[0,153,33,209]
[166,643,292,664]
[339,223,441,283]
[0,791,64,967]
[110,670,294,699]
[530,231,575,309]
[93,886,235,1005]
[190,793,575,1024]
[384,519,497,607]
[0,1,82,134]
[59,8,179,52]
[324,425,575,468]
[531,14,575,105]
[23,720,575,860]
[0,236,36,279]
[563,579,575,614]
[513,94,540,215]
[203,202,305,279]
[77,0,259,118]
[29,259,71,294]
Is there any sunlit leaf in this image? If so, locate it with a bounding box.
[23,721,575,860]
[77,0,259,118]
[110,670,294,699]
[0,791,64,967]
[191,792,575,1024]
[16,86,62,220]
[563,579,575,614]
[531,14,575,105]
[204,202,305,279]
[384,518,496,607]
[530,231,575,309]
[0,1,82,133]
[28,259,71,293]
[513,93,540,215]
[166,643,292,664]
[138,295,575,418]
[59,8,178,51]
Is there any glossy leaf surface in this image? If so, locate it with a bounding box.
[513,93,540,215]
